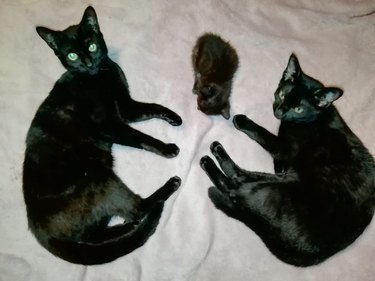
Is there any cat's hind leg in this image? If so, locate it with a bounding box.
[209,141,247,182]
[200,155,233,193]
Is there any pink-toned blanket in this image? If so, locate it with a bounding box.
[1,0,374,280]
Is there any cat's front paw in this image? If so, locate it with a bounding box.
[210,141,223,153]
[165,113,183,126]
[166,176,182,192]
[233,114,256,130]
[200,155,211,168]
[233,114,248,128]
[163,143,180,158]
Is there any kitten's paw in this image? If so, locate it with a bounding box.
[163,143,180,158]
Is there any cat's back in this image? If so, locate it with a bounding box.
[192,33,238,79]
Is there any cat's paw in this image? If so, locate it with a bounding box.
[155,176,181,201]
[166,114,183,126]
[200,155,211,168]
[233,114,248,129]
[163,143,180,158]
[210,141,223,153]
[233,114,256,130]
[210,141,230,160]
[166,176,182,192]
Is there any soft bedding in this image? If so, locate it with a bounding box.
[1,0,375,280]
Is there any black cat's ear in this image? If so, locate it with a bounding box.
[282,53,301,83]
[36,27,59,51]
[81,6,100,33]
[313,87,343,107]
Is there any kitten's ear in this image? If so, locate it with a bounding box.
[314,87,343,107]
[81,6,100,33]
[282,53,301,83]
[36,27,59,50]
[221,105,230,120]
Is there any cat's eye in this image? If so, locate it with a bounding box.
[88,43,97,52]
[279,91,285,100]
[67,52,78,61]
[294,107,304,113]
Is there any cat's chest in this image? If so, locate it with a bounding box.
[278,121,349,162]
[71,72,117,97]
[277,122,325,153]
[58,73,121,123]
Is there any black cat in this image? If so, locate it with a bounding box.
[23,6,182,265]
[200,54,375,266]
[192,33,239,119]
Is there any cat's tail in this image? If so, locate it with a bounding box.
[47,176,181,265]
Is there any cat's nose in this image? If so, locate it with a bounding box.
[84,58,93,67]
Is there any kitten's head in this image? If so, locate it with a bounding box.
[273,54,343,123]
[193,74,231,119]
[36,6,107,74]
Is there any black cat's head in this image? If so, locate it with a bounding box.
[36,6,107,74]
[273,54,343,123]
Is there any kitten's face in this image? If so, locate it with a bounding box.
[36,6,107,74]
[193,74,230,119]
[273,54,343,123]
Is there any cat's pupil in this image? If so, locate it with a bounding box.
[88,43,97,52]
[67,52,78,61]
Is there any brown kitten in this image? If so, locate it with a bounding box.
[192,33,239,119]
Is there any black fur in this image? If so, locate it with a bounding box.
[200,54,375,266]
[192,33,238,119]
[23,6,182,265]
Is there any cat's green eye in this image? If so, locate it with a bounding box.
[67,52,78,61]
[88,43,97,52]
[279,91,285,100]
[294,107,304,114]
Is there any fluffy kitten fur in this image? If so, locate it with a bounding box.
[23,6,182,265]
[201,54,375,266]
[192,33,239,119]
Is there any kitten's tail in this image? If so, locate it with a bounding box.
[47,177,181,265]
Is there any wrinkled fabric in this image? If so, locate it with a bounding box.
[0,0,374,280]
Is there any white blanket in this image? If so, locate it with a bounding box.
[1,0,375,280]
